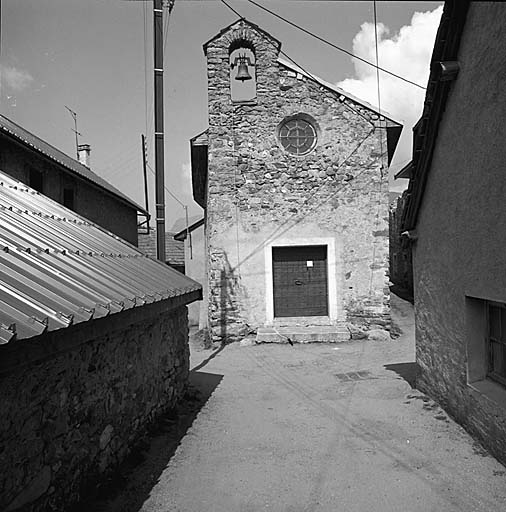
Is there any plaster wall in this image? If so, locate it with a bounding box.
[205,21,390,341]
[413,3,506,464]
[0,138,138,245]
[184,224,207,328]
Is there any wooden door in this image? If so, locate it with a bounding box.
[272,245,328,317]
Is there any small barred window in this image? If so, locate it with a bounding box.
[487,302,506,386]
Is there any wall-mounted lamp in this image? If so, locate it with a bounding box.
[401,230,418,241]
[437,61,460,82]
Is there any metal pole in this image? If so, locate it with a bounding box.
[65,106,81,159]
[153,0,165,261]
[141,134,150,231]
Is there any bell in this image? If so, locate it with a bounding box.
[233,55,253,82]
[235,61,252,82]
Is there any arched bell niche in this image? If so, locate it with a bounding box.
[229,39,256,103]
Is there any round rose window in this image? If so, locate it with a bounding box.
[278,117,317,155]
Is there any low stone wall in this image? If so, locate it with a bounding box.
[0,297,193,511]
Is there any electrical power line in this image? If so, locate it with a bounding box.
[215,0,394,272]
[278,47,376,127]
[230,128,379,271]
[219,0,242,18]
[219,0,377,127]
[244,0,426,90]
[373,0,383,148]
[146,162,187,208]
[163,0,175,55]
[142,1,174,169]
[146,162,192,246]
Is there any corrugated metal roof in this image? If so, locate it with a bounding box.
[0,114,146,214]
[0,170,201,344]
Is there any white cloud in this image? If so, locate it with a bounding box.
[1,64,34,92]
[336,6,443,186]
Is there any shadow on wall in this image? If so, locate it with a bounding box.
[212,248,249,343]
[221,269,227,340]
[73,366,224,512]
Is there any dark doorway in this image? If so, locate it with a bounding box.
[272,245,328,317]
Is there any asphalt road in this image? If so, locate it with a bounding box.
[88,295,506,512]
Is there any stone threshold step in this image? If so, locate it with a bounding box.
[256,325,350,344]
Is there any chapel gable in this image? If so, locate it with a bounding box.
[204,19,281,104]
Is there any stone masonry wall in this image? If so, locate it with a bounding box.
[205,21,391,341]
[0,300,189,511]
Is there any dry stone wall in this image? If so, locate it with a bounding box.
[205,21,390,341]
[0,301,189,511]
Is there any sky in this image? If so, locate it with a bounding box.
[1,0,442,227]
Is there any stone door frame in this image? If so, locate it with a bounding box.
[264,236,338,325]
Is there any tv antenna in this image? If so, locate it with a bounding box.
[65,105,82,159]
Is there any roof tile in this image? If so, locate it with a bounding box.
[138,231,185,266]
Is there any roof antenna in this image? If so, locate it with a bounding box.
[65,105,82,159]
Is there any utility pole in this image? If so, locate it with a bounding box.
[141,134,150,231]
[65,105,81,159]
[124,0,174,256]
[153,0,166,261]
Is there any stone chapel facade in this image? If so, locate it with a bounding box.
[191,19,402,342]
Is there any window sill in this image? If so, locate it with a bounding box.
[468,378,506,409]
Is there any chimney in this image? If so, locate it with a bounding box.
[77,144,91,168]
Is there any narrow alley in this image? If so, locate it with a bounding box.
[4,4,506,511]
[86,295,506,512]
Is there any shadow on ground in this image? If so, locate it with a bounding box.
[73,355,224,512]
[390,284,414,304]
[384,362,419,388]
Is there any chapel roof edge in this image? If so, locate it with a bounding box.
[203,18,282,55]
